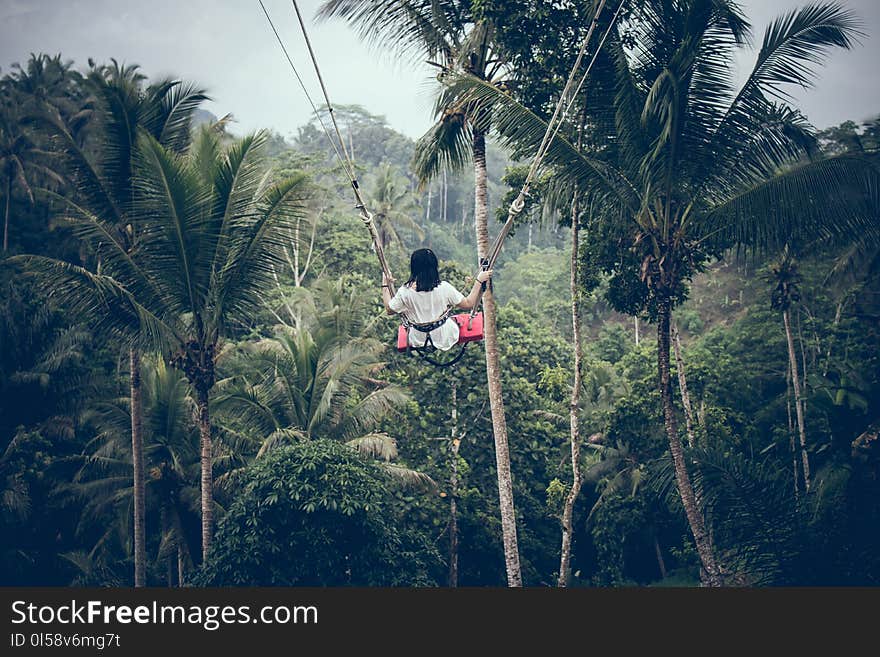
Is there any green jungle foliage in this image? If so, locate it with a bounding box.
[1,0,879,587]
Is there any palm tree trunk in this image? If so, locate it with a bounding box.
[472,128,522,587]
[129,348,146,587]
[442,169,448,223]
[426,184,432,223]
[654,532,667,579]
[448,443,460,587]
[558,198,583,587]
[797,310,810,422]
[448,381,460,588]
[786,365,800,498]
[177,544,185,587]
[657,299,722,586]
[196,384,213,562]
[672,321,697,448]
[293,217,301,285]
[160,508,174,586]
[3,176,11,252]
[783,309,810,492]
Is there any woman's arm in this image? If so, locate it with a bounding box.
[457,269,493,310]
[381,273,397,316]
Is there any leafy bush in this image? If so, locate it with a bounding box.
[195,440,438,586]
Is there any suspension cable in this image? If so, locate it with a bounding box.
[470,0,626,316]
[288,0,394,283]
[258,0,394,282]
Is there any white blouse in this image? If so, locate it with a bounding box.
[389,281,465,351]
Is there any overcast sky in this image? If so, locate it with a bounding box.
[1,0,878,140]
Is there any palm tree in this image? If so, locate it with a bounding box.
[439,1,876,584]
[25,62,206,584]
[70,356,201,586]
[7,54,86,112]
[143,358,200,585]
[215,280,431,488]
[651,443,808,585]
[318,0,524,587]
[0,101,63,252]
[0,54,95,253]
[366,163,423,249]
[770,250,811,492]
[18,125,310,562]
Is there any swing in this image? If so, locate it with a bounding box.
[259,0,625,367]
[396,310,485,368]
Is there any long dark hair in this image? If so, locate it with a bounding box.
[406,248,441,292]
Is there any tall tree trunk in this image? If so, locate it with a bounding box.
[161,506,173,587]
[196,385,213,562]
[783,309,810,492]
[293,217,301,284]
[472,128,522,587]
[657,300,722,586]
[797,310,810,421]
[672,321,697,448]
[448,382,460,588]
[634,317,640,346]
[558,197,583,587]
[426,184,432,223]
[3,176,11,252]
[177,544,185,587]
[129,348,146,587]
[448,441,460,587]
[786,365,800,498]
[654,532,668,579]
[442,169,448,223]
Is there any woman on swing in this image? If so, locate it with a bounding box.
[382,248,492,351]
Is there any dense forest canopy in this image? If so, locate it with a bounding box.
[1,0,879,587]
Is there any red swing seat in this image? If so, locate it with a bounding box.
[396,312,484,352]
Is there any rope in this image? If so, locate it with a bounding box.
[522,0,609,194]
[258,0,394,283]
[257,0,349,180]
[290,0,358,184]
[544,0,627,163]
[259,0,625,323]
[469,0,626,316]
[289,0,394,284]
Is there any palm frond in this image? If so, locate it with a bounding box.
[700,2,862,192]
[380,462,437,492]
[706,152,880,254]
[147,79,210,153]
[133,133,211,320]
[257,427,307,458]
[651,444,809,585]
[212,138,311,329]
[346,432,399,461]
[434,71,639,209]
[316,0,459,67]
[11,254,179,349]
[413,106,473,184]
[738,2,861,104]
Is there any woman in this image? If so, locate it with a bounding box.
[382,248,492,351]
